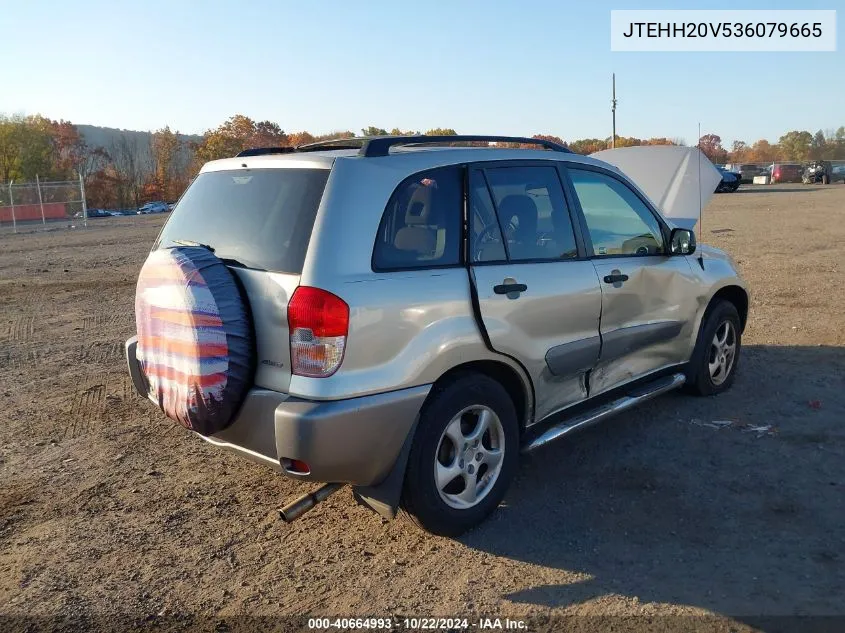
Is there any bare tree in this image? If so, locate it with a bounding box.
[76,145,109,187]
[110,134,150,209]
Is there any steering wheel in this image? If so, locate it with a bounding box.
[476,219,517,245]
[474,221,518,261]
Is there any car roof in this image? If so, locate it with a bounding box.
[201,146,617,174]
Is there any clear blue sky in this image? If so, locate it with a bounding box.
[0,0,841,146]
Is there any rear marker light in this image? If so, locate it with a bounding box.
[288,286,349,378]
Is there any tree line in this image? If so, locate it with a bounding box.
[3,113,845,210]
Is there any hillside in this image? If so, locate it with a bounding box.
[77,124,202,163]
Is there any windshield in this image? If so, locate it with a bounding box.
[156,168,330,273]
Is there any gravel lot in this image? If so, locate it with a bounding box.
[1,184,843,632]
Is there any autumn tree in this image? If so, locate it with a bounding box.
[746,139,780,162]
[252,121,288,148]
[730,140,749,163]
[809,130,828,160]
[313,130,355,142]
[777,130,813,161]
[0,115,53,182]
[643,137,679,146]
[568,138,608,155]
[194,115,288,165]
[424,128,457,136]
[528,134,567,149]
[361,126,388,136]
[150,126,188,201]
[288,131,316,146]
[697,133,728,164]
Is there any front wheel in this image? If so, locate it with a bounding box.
[401,373,519,536]
[685,300,742,396]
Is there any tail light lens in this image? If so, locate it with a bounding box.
[288,286,349,377]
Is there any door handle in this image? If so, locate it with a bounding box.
[494,282,527,295]
[603,271,629,284]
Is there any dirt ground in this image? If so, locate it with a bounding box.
[0,184,843,632]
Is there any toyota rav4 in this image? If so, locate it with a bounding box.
[126,135,748,536]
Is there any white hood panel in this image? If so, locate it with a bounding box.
[590,146,721,230]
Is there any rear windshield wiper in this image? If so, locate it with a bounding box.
[170,239,261,270]
[172,239,215,252]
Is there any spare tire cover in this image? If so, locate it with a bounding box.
[134,246,254,435]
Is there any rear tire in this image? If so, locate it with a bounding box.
[685,300,742,396]
[401,373,519,536]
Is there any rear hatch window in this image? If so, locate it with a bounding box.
[156,168,330,273]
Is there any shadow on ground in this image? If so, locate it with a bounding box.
[462,345,845,624]
[732,187,825,194]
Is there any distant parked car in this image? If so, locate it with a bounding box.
[771,163,803,184]
[715,167,740,193]
[75,209,110,218]
[138,201,170,214]
[830,164,845,183]
[737,164,766,184]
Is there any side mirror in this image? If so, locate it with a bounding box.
[670,228,696,255]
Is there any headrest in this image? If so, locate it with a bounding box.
[405,183,434,225]
[499,195,538,237]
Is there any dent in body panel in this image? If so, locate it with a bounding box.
[589,256,699,395]
[598,321,684,363]
[545,336,601,377]
[471,261,602,421]
[683,249,750,356]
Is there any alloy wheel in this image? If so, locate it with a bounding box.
[708,320,737,386]
[434,405,505,510]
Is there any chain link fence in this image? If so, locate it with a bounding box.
[0,177,87,234]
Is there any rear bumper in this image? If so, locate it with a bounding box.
[125,336,429,487]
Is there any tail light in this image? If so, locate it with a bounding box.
[288,286,349,378]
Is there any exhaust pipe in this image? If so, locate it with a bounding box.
[278,483,344,523]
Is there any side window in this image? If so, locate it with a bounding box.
[372,166,463,270]
[568,169,665,256]
[481,166,578,262]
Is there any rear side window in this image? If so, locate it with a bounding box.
[156,168,329,273]
[372,166,463,270]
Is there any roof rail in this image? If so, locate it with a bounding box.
[296,138,367,152]
[236,147,296,157]
[358,135,571,157]
[235,135,571,159]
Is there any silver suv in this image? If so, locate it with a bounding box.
[126,135,748,536]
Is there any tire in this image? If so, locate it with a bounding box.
[400,373,519,536]
[822,174,830,185]
[135,246,255,435]
[685,300,742,396]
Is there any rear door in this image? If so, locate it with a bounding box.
[468,163,602,422]
[154,165,331,394]
[563,165,699,396]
